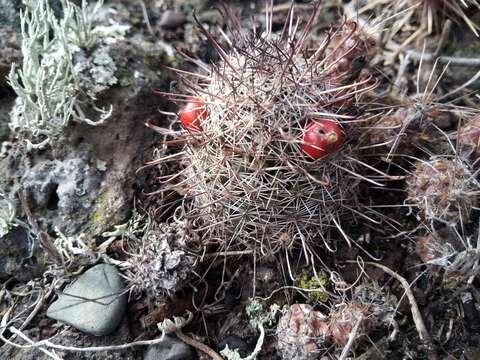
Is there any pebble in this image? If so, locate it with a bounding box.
[144,335,194,360]
[0,226,39,281]
[159,11,186,30]
[47,264,127,336]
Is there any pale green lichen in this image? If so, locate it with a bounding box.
[246,298,280,330]
[0,189,16,238]
[221,298,280,360]
[8,0,128,149]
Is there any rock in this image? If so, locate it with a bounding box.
[159,11,186,30]
[3,5,169,238]
[0,225,42,281]
[0,94,15,142]
[0,0,21,28]
[144,335,195,360]
[21,155,101,236]
[218,336,250,358]
[0,26,21,88]
[47,264,127,336]
[55,38,168,238]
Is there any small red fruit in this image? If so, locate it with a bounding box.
[302,119,343,159]
[178,97,207,132]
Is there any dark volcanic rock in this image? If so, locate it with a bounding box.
[144,335,195,360]
[0,225,41,281]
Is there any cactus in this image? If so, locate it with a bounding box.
[406,157,480,225]
[159,5,379,255]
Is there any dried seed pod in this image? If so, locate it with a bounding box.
[326,21,373,82]
[276,304,329,360]
[325,21,374,107]
[365,108,407,148]
[406,157,479,224]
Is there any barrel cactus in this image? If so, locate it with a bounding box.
[159,5,379,255]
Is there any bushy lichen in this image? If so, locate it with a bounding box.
[0,188,15,238]
[220,298,280,360]
[8,0,128,149]
[245,298,280,330]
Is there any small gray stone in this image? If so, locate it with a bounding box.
[0,226,40,281]
[144,335,194,360]
[159,11,186,30]
[47,264,127,336]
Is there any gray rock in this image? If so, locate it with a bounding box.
[144,335,195,360]
[159,11,186,30]
[0,26,20,88]
[21,156,101,236]
[0,225,41,281]
[0,0,21,28]
[47,264,127,336]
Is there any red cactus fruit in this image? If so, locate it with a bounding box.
[178,97,207,132]
[302,119,343,159]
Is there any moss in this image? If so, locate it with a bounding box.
[297,270,329,303]
[88,183,127,237]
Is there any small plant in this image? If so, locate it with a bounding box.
[276,303,329,360]
[455,116,480,157]
[121,215,195,298]
[406,156,480,224]
[245,298,280,330]
[221,298,280,360]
